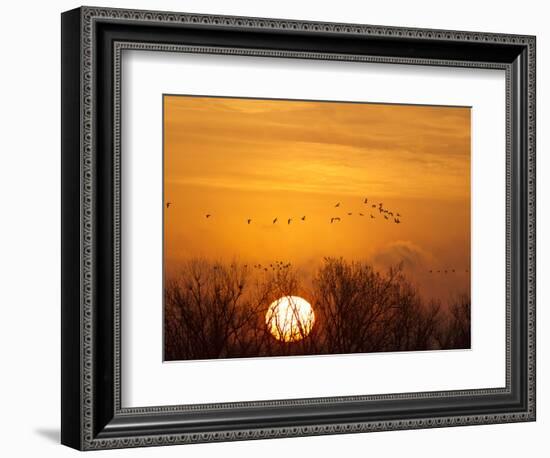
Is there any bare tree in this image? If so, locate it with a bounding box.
[313,258,402,353]
[165,259,261,360]
[436,293,471,349]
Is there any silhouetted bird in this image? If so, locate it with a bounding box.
[330,217,341,223]
[372,204,376,208]
[166,202,171,208]
[429,270,432,273]
[301,216,306,221]
[370,214,375,219]
[444,270,448,274]
[347,212,353,216]
[359,213,364,216]
[247,219,252,224]
[273,218,278,224]
[384,215,389,219]
[452,269,455,273]
[437,270,441,273]
[396,213,401,217]
[364,198,368,204]
[335,202,340,207]
[205,214,211,218]
[287,218,292,225]
[394,218,401,224]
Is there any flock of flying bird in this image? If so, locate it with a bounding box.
[165,197,403,226]
[166,199,470,275]
[428,268,469,274]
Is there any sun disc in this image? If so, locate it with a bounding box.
[265,296,315,342]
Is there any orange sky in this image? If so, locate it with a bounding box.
[164,95,471,304]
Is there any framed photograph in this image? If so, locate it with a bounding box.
[61,6,536,450]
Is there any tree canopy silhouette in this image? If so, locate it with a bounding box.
[164,257,470,361]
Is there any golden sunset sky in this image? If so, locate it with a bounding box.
[164,95,471,304]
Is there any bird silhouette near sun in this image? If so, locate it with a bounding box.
[163,196,472,273]
[165,196,405,226]
[165,197,468,275]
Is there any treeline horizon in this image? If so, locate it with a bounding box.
[164,257,470,361]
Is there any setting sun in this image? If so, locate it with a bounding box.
[265,296,315,342]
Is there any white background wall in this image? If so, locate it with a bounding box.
[0,0,546,456]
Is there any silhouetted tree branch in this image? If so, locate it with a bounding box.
[164,257,471,360]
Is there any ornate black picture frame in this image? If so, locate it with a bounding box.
[61,6,536,450]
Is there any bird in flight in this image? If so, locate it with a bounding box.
[301,216,306,221]
[273,217,278,224]
[287,218,292,225]
[372,204,376,208]
[396,213,401,217]
[384,215,389,220]
[247,219,252,224]
[166,202,171,208]
[364,198,368,204]
[394,218,401,224]
[370,214,375,219]
[359,213,364,216]
[429,270,433,273]
[330,217,341,224]
[205,214,211,218]
[335,202,340,207]
[347,212,353,216]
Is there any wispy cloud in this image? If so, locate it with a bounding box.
[165,96,470,200]
[372,240,435,271]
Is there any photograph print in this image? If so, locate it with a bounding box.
[163,95,471,362]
